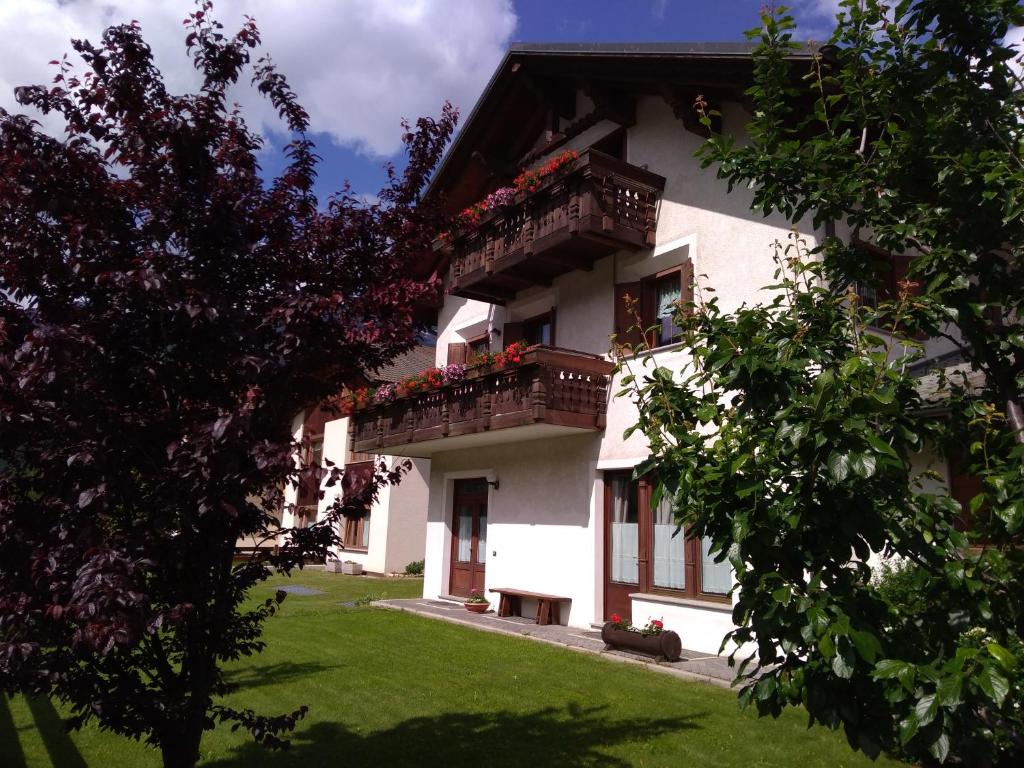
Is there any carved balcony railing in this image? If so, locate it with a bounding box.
[445,149,666,303]
[350,346,614,456]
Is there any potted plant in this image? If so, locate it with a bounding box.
[464,588,490,614]
[324,557,343,573]
[601,615,682,662]
[341,560,363,576]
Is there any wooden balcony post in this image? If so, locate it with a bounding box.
[531,365,549,422]
[523,202,535,257]
[600,175,614,232]
[568,178,581,237]
[484,230,495,275]
[643,190,657,247]
[596,373,608,429]
[481,387,492,430]
[441,391,450,436]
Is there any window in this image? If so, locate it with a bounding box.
[605,472,731,602]
[647,270,683,347]
[294,505,317,529]
[344,510,371,551]
[614,260,693,351]
[521,310,555,346]
[466,334,490,360]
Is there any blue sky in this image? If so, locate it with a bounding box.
[5,1,843,202]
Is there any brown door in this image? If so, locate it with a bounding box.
[450,478,488,597]
[604,472,641,621]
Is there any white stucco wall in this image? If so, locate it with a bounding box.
[423,434,602,627]
[315,415,429,575]
[383,457,431,574]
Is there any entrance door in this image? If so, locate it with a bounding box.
[450,478,488,597]
[604,472,640,621]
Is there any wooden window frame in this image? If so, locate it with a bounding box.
[615,260,693,352]
[465,333,490,361]
[343,510,371,552]
[605,471,731,604]
[640,265,685,349]
[520,308,556,347]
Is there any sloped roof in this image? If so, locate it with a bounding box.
[369,345,436,384]
[427,40,821,212]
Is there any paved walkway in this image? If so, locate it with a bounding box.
[378,597,736,687]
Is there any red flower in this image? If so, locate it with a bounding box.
[610,613,621,624]
[651,619,663,629]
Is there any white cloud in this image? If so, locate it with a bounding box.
[0,1,517,157]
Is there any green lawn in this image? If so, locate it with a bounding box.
[2,572,904,767]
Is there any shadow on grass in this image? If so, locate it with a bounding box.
[25,696,87,768]
[0,694,28,768]
[223,662,345,693]
[204,703,702,768]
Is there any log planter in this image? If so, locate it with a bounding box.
[601,622,683,662]
[465,602,490,614]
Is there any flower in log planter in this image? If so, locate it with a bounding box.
[464,588,490,614]
[601,614,682,662]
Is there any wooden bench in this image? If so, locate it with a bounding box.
[491,588,570,626]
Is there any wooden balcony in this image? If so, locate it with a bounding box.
[350,346,614,457]
[446,149,666,303]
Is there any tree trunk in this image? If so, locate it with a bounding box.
[160,721,204,768]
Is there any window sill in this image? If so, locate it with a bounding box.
[342,547,369,554]
[617,341,686,360]
[629,592,733,613]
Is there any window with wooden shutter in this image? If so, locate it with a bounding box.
[614,281,643,350]
[446,342,467,366]
[615,260,693,352]
[502,321,524,347]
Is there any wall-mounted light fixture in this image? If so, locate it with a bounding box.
[486,479,500,491]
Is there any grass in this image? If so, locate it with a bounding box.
[2,572,905,767]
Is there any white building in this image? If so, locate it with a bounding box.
[349,43,975,654]
[281,347,434,576]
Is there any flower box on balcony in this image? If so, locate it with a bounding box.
[444,148,666,303]
[349,345,614,457]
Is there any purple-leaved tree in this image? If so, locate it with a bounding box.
[0,3,455,766]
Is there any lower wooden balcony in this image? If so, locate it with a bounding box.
[350,346,614,457]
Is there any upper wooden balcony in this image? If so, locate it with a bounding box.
[349,346,614,457]
[445,149,666,303]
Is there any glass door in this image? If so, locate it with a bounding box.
[450,478,488,596]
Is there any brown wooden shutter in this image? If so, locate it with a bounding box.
[681,258,695,307]
[502,321,524,347]
[614,281,643,349]
[446,342,467,365]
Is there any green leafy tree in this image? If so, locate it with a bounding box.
[620,1,1024,764]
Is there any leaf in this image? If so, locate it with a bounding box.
[850,630,881,664]
[832,650,854,679]
[850,452,877,479]
[977,666,1009,707]
[914,693,938,727]
[935,675,962,707]
[827,452,850,483]
[929,732,950,763]
[986,642,1018,672]
[736,476,761,499]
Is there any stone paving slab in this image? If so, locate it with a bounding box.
[378,598,737,688]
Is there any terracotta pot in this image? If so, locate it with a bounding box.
[464,602,490,614]
[601,623,682,662]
